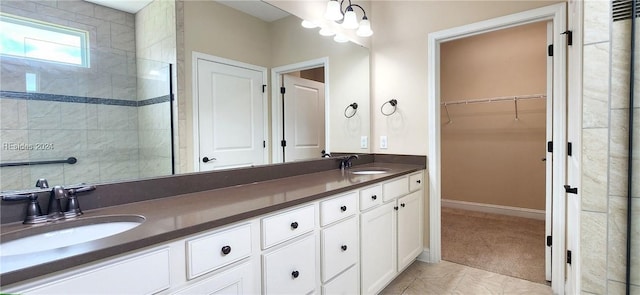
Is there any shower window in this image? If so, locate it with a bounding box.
[0,13,89,67]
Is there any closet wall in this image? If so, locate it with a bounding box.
[441,21,547,210]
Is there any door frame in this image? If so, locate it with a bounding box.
[271,57,330,163]
[191,51,269,171]
[426,3,569,294]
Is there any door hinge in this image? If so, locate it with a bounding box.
[568,142,573,156]
[263,140,266,148]
[547,141,553,153]
[564,185,578,194]
[280,87,286,94]
[567,250,572,264]
[548,44,553,56]
[561,30,573,46]
[262,85,266,93]
[546,235,552,247]
[281,140,287,147]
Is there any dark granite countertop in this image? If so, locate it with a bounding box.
[0,162,424,287]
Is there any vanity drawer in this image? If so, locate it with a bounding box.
[320,191,357,226]
[17,248,170,294]
[359,184,382,211]
[383,176,409,202]
[322,264,359,295]
[409,172,424,192]
[321,217,358,282]
[263,234,317,294]
[186,223,253,279]
[261,204,315,249]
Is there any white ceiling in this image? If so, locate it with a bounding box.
[84,0,153,13]
[84,0,289,22]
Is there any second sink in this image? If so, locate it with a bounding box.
[349,167,391,175]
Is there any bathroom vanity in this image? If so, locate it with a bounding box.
[0,159,425,294]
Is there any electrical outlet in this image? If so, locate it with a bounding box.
[360,136,368,149]
[380,136,388,149]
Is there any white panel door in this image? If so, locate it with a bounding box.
[282,74,325,162]
[197,59,264,171]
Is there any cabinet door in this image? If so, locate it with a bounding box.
[360,201,396,295]
[174,261,256,295]
[397,190,423,271]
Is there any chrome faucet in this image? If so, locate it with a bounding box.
[1,179,96,224]
[339,154,359,170]
[47,185,68,221]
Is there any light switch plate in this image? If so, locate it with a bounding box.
[380,136,388,149]
[360,136,368,149]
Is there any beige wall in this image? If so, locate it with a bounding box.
[440,22,547,210]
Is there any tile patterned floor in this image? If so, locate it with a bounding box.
[379,260,552,295]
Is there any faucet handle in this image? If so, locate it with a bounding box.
[35,178,49,189]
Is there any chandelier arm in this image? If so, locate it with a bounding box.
[349,3,367,18]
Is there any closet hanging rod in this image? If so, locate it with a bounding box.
[440,93,546,106]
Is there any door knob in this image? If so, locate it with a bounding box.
[202,157,216,163]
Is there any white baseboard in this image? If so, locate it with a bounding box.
[416,248,431,263]
[442,198,545,220]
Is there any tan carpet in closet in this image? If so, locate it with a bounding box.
[441,206,548,285]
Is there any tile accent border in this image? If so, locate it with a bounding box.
[0,91,169,107]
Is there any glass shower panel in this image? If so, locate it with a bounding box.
[0,56,173,191]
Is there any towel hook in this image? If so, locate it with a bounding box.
[344,102,358,118]
[381,99,398,116]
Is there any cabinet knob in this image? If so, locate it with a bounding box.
[394,206,399,210]
[221,245,231,255]
[291,270,300,279]
[291,221,299,229]
[341,245,348,251]
[416,180,421,184]
[401,203,406,208]
[371,195,377,200]
[340,205,347,212]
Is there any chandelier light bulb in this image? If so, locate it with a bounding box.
[341,7,359,29]
[301,20,318,29]
[334,34,349,43]
[324,0,343,21]
[356,18,373,37]
[319,27,335,37]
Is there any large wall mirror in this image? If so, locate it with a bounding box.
[0,0,370,191]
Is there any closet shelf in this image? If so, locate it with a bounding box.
[440,93,546,123]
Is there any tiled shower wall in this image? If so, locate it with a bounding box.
[581,0,639,293]
[0,0,139,190]
[135,0,176,178]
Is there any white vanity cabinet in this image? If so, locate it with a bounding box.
[4,170,425,295]
[360,171,424,295]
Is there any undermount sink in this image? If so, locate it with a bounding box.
[349,167,391,175]
[0,215,145,257]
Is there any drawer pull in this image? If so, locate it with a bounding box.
[340,205,347,212]
[291,221,299,229]
[417,180,421,184]
[401,203,406,208]
[221,245,231,255]
[341,245,348,251]
[291,270,300,279]
[371,195,377,200]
